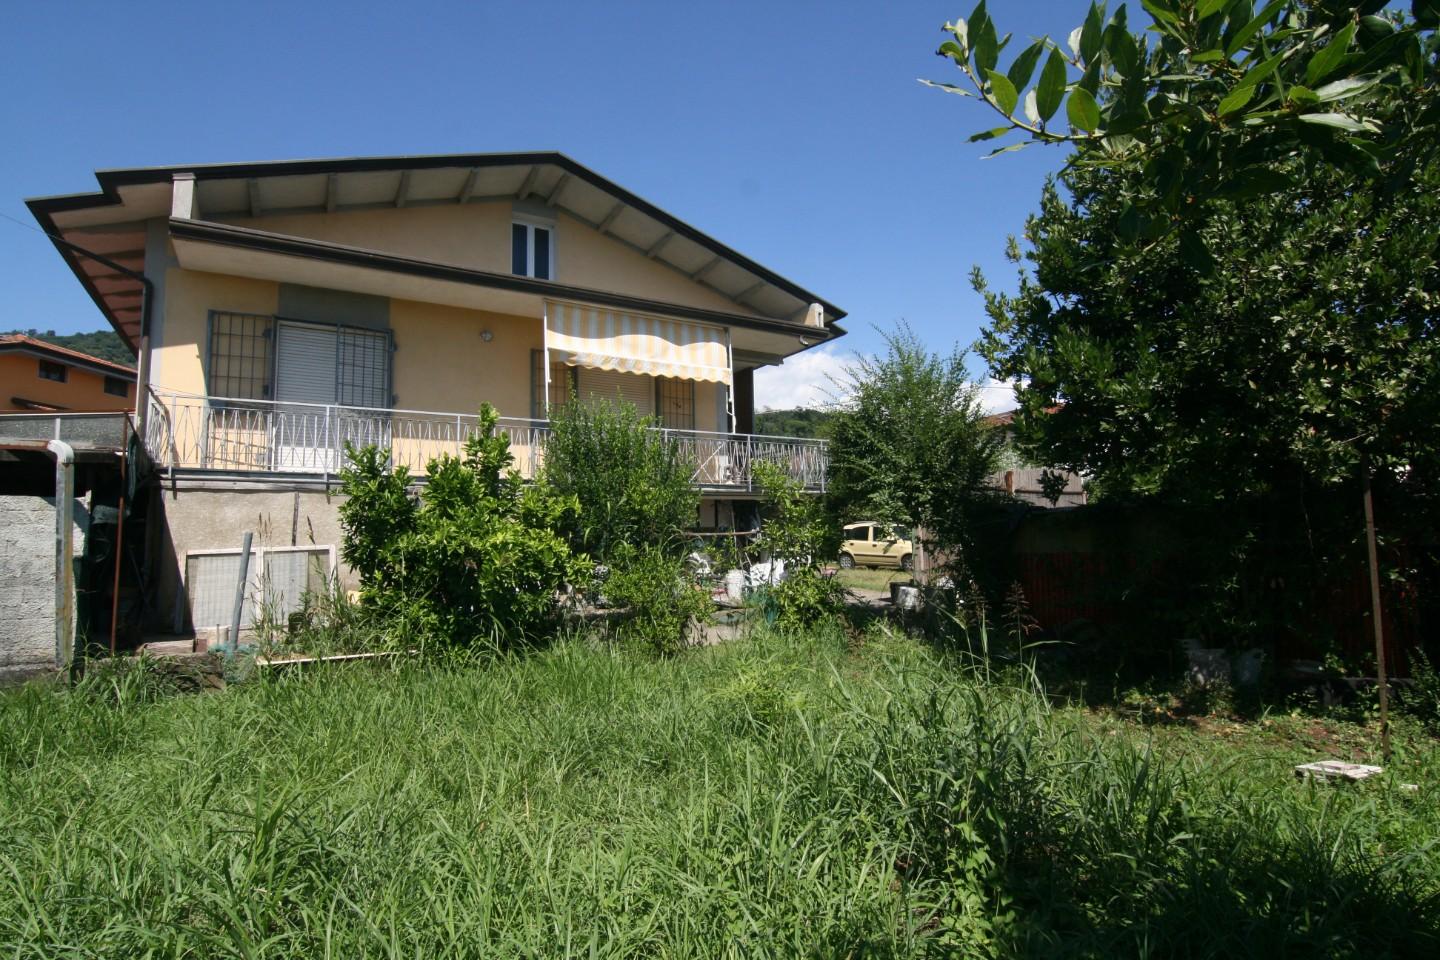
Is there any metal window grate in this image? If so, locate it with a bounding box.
[531,349,576,418]
[183,546,334,634]
[209,312,274,399]
[337,328,389,408]
[656,377,695,430]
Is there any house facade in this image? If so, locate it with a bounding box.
[0,334,135,412]
[23,153,845,638]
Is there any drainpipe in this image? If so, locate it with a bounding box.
[47,440,77,673]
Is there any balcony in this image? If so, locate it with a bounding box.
[144,392,827,494]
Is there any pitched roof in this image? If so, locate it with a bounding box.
[0,334,136,378]
[26,152,846,350]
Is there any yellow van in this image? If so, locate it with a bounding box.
[838,522,914,571]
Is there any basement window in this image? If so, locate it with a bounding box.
[512,221,553,280]
[38,359,67,382]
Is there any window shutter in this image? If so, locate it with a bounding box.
[274,322,338,406]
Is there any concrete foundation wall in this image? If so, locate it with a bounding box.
[0,495,84,681]
[150,485,348,634]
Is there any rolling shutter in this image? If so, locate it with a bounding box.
[579,367,653,415]
[274,322,338,406]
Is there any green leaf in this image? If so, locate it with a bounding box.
[1022,89,1041,125]
[1036,48,1068,123]
[969,126,1014,142]
[1304,22,1356,87]
[1067,87,1101,132]
[1197,0,1230,18]
[1178,229,1216,276]
[974,16,1000,73]
[1105,23,1140,76]
[1287,85,1318,106]
[1216,83,1256,116]
[938,40,966,63]
[919,79,974,96]
[1415,0,1439,30]
[1314,76,1378,102]
[1211,167,1295,200]
[1224,0,1286,57]
[1006,39,1046,92]
[985,70,1019,115]
[1141,0,1179,26]
[1297,112,1375,132]
[1191,49,1227,63]
[1080,2,1104,64]
[983,142,1031,158]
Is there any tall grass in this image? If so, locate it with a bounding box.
[1,628,1435,958]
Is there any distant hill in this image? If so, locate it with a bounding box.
[3,329,134,367]
[754,407,835,439]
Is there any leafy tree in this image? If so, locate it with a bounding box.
[338,404,587,647]
[928,0,1437,264]
[754,408,836,439]
[827,326,1005,578]
[753,460,846,627]
[6,329,133,366]
[540,399,698,564]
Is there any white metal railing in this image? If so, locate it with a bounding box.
[146,391,827,492]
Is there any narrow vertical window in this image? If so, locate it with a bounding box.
[512,223,529,276]
[511,221,554,279]
[533,226,551,280]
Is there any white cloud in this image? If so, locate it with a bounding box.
[755,351,1021,415]
[753,343,855,411]
[977,377,1021,415]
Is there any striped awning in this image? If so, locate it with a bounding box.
[545,300,731,385]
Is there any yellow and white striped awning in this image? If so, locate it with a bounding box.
[544,300,732,385]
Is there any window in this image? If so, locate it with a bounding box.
[655,377,695,431]
[530,350,577,418]
[38,360,67,382]
[207,311,390,408]
[103,376,129,397]
[208,312,274,399]
[512,221,553,280]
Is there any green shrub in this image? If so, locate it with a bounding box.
[602,544,712,656]
[338,404,587,648]
[540,398,698,564]
[753,460,845,627]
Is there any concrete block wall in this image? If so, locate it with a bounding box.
[149,485,350,635]
[0,495,84,681]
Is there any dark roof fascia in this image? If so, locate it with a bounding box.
[23,198,138,351]
[27,152,845,321]
[168,217,845,343]
[0,340,137,379]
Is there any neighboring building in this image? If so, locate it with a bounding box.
[984,408,1086,508]
[17,152,846,639]
[0,334,135,412]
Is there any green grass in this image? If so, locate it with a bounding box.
[831,567,912,593]
[2,629,1437,958]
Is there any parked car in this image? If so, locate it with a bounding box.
[838,522,914,571]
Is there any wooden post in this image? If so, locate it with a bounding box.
[1362,467,1391,761]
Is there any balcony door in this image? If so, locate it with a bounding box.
[272,321,390,472]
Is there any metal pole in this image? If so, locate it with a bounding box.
[1362,467,1391,761]
[110,417,130,656]
[229,532,254,655]
[46,441,76,675]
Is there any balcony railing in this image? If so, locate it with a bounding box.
[145,391,827,493]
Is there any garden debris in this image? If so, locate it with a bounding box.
[1294,760,1383,784]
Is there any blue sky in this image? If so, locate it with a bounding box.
[1,0,1093,409]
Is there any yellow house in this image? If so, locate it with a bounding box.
[0,334,135,413]
[26,153,846,634]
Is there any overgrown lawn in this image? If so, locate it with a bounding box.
[2,630,1436,957]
